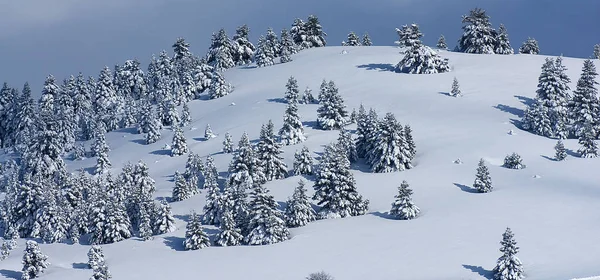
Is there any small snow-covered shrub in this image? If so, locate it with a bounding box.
[306,271,334,280]
[503,153,526,169]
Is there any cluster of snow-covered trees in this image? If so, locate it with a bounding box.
[341,32,372,46]
[395,23,450,74]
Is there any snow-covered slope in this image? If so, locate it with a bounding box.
[2,46,600,280]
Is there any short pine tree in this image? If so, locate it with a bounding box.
[495,24,514,55]
[389,181,420,220]
[362,33,372,46]
[208,71,232,99]
[293,146,314,176]
[279,28,294,63]
[90,263,112,280]
[145,107,162,144]
[183,212,211,250]
[284,179,316,227]
[457,8,496,54]
[554,140,567,161]
[450,77,462,97]
[342,32,361,46]
[518,37,539,54]
[21,240,49,280]
[171,126,188,156]
[307,271,335,280]
[244,183,290,245]
[578,124,599,158]
[284,76,300,104]
[302,87,316,104]
[337,128,358,163]
[202,157,221,225]
[317,81,348,130]
[215,204,243,247]
[503,153,526,169]
[152,200,176,234]
[87,245,105,270]
[436,35,448,50]
[367,113,412,172]
[473,159,493,193]
[204,124,216,139]
[279,101,306,145]
[404,125,416,160]
[256,120,288,181]
[181,102,191,127]
[594,44,600,59]
[222,132,234,153]
[172,171,191,201]
[493,228,524,280]
[569,59,599,138]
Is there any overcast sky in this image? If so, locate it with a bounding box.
[1,0,598,93]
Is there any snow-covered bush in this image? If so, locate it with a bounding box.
[306,271,334,280]
[518,38,539,54]
[503,153,526,169]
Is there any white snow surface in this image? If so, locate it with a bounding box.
[2,46,600,280]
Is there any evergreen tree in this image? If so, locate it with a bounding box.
[215,203,243,247]
[342,32,361,46]
[473,159,493,193]
[279,101,306,145]
[94,125,111,175]
[158,95,179,127]
[244,183,290,245]
[569,59,599,137]
[265,28,281,58]
[450,77,462,97]
[302,87,316,104]
[457,8,497,54]
[290,18,307,49]
[284,179,316,227]
[503,153,526,169]
[395,24,423,48]
[90,263,112,280]
[389,181,420,220]
[254,35,275,68]
[257,120,288,181]
[518,37,539,54]
[367,113,412,172]
[88,179,132,245]
[118,59,147,100]
[232,25,256,66]
[171,126,188,156]
[313,144,369,219]
[302,15,327,48]
[206,29,235,71]
[578,124,598,158]
[172,171,191,201]
[349,108,358,124]
[284,76,300,104]
[208,71,232,99]
[436,35,448,50]
[396,24,450,74]
[39,75,60,118]
[145,106,162,144]
[13,83,37,153]
[337,128,357,163]
[222,132,234,153]
[494,24,514,54]
[594,44,600,59]
[87,245,105,270]
[181,102,191,127]
[293,146,314,176]
[279,28,294,63]
[21,240,49,280]
[204,124,216,139]
[554,140,567,161]
[152,200,176,235]
[202,156,221,225]
[94,66,120,131]
[137,102,152,134]
[138,204,153,241]
[362,33,372,46]
[404,125,417,160]
[317,81,348,130]
[493,228,524,280]
[354,104,370,158]
[35,190,69,243]
[183,212,210,250]
[121,97,137,128]
[227,132,261,191]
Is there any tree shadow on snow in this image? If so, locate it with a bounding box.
[302,120,320,130]
[453,183,479,194]
[462,264,493,279]
[540,155,557,161]
[151,149,171,156]
[83,166,97,176]
[356,63,396,72]
[514,95,534,107]
[0,270,21,280]
[565,148,579,157]
[370,211,396,220]
[116,127,139,135]
[72,263,89,270]
[163,236,186,251]
[267,98,287,104]
[493,104,524,118]
[438,91,451,97]
[174,214,190,223]
[129,138,147,145]
[350,160,372,173]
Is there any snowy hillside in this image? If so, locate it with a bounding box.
[2,46,600,280]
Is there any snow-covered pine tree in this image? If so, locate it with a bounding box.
[204,123,216,139]
[337,128,358,163]
[284,179,316,227]
[121,97,137,128]
[503,153,526,169]
[232,24,256,66]
[35,189,69,243]
[244,183,290,245]
[208,70,232,99]
[202,156,221,225]
[450,77,462,97]
[594,44,600,59]
[368,113,412,172]
[138,204,153,241]
[94,66,120,131]
[354,104,369,158]
[181,102,191,127]
[290,18,307,49]
[389,180,420,220]
[293,146,314,176]
[493,228,524,280]
[223,132,234,153]
[578,124,598,158]
[171,126,188,157]
[90,263,112,280]
[569,59,599,138]
[21,240,49,280]
[183,212,210,250]
[284,76,300,104]
[279,100,306,145]
[206,29,236,71]
[172,171,191,202]
[313,144,369,219]
[152,200,176,235]
[13,83,37,153]
[94,125,112,175]
[457,8,497,54]
[256,120,288,181]
[395,24,423,48]
[362,33,372,46]
[302,87,316,104]
[494,24,514,54]
[436,35,448,50]
[279,28,294,63]
[473,159,493,193]
[137,102,151,134]
[223,180,249,232]
[307,271,335,280]
[87,245,105,270]
[518,38,539,54]
[404,124,417,160]
[38,75,59,118]
[395,24,450,74]
[214,202,243,247]
[317,81,348,130]
[159,95,180,127]
[254,35,275,68]
[349,108,358,124]
[145,106,162,144]
[303,15,327,49]
[342,32,361,46]
[265,28,281,58]
[555,140,567,161]
[227,132,260,191]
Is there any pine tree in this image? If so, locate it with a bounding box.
[554,140,567,161]
[39,75,60,118]
[450,77,462,97]
[362,33,372,46]
[171,126,188,156]
[313,144,369,219]
[208,71,232,99]
[35,190,69,243]
[204,124,216,139]
[232,25,256,66]
[493,228,524,280]
[90,263,112,280]
[183,212,210,250]
[302,87,316,104]
[158,95,179,127]
[138,204,153,240]
[395,24,423,48]
[303,15,327,48]
[265,28,281,58]
[254,35,275,68]
[317,81,348,130]
[279,101,306,145]
[436,35,448,50]
[349,108,358,124]
[569,59,599,137]
[223,132,234,153]
[13,83,37,153]
[389,181,420,220]
[244,183,290,245]
[215,203,243,247]
[227,132,261,192]
[206,29,235,71]
[152,200,176,235]
[293,146,314,176]
[518,38,539,54]
[87,245,105,270]
[94,125,111,175]
[337,128,358,163]
[224,179,249,232]
[396,24,450,74]
[257,120,288,181]
[181,102,191,127]
[578,124,598,158]
[290,18,307,49]
[494,24,514,54]
[279,28,294,63]
[94,66,120,131]
[354,105,370,158]
[121,97,137,128]
[172,171,191,201]
[458,8,497,54]
[594,44,600,59]
[473,159,493,193]
[202,156,221,225]
[284,180,316,227]
[503,153,526,169]
[284,76,300,104]
[404,124,417,160]
[21,240,49,280]
[307,271,335,280]
[368,113,412,172]
[342,32,361,46]
[145,106,162,144]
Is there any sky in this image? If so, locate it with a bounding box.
[1,0,599,94]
